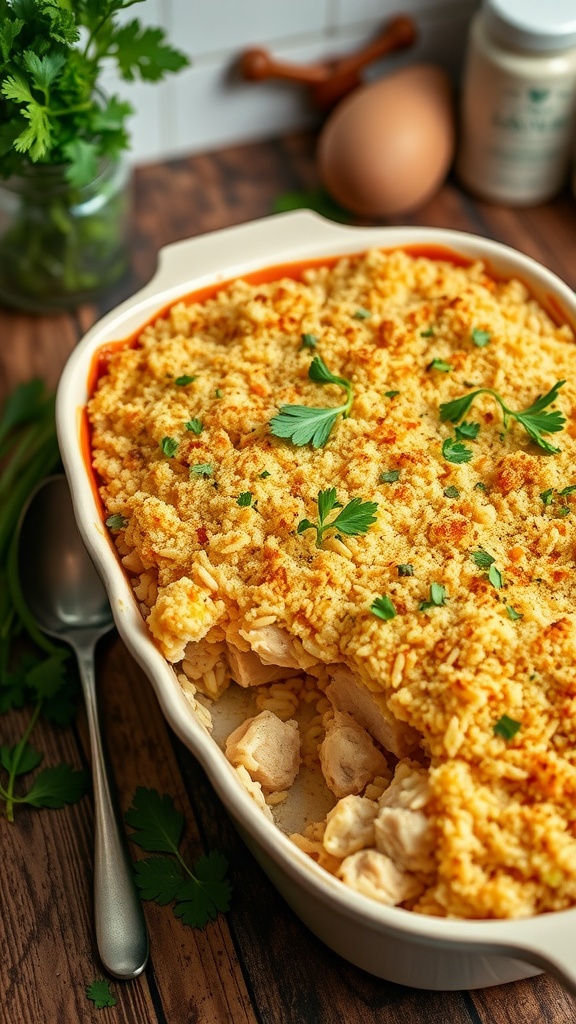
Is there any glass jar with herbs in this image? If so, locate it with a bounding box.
[0,0,188,312]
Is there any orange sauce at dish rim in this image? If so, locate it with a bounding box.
[82,244,572,512]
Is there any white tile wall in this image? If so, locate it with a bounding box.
[102,0,480,165]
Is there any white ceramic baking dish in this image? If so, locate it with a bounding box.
[56,211,576,994]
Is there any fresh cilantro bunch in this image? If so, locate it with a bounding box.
[125,787,232,929]
[0,0,189,186]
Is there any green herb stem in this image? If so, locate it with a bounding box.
[3,699,42,822]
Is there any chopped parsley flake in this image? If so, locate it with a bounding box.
[493,715,521,740]
[420,582,447,610]
[370,595,397,621]
[353,307,372,320]
[443,485,459,498]
[301,333,318,350]
[161,436,179,457]
[505,605,523,621]
[379,469,400,483]
[471,328,491,348]
[175,374,197,386]
[428,358,453,372]
[488,564,504,589]
[105,513,128,530]
[237,491,253,507]
[470,548,495,569]
[215,388,223,398]
[397,563,414,577]
[420,327,434,337]
[190,463,213,478]
[474,481,488,492]
[185,418,203,434]
[442,437,473,464]
[384,390,400,399]
[259,470,271,479]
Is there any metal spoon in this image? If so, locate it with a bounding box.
[18,474,149,979]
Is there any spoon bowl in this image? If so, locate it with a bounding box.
[18,474,149,980]
[19,475,112,636]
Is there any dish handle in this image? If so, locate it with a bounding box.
[129,211,351,301]
[506,916,576,995]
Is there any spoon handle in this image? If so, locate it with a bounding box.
[76,643,149,979]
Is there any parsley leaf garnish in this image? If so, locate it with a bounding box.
[353,307,371,320]
[161,436,179,457]
[442,437,473,464]
[269,356,354,448]
[420,327,434,337]
[237,491,253,507]
[301,333,318,350]
[379,469,400,483]
[297,488,378,548]
[493,715,521,740]
[488,564,503,589]
[455,420,480,441]
[185,418,203,435]
[370,595,397,621]
[419,582,447,610]
[86,979,117,1009]
[443,485,459,498]
[440,381,566,454]
[384,390,400,398]
[125,787,231,930]
[259,470,271,479]
[175,375,197,386]
[471,328,491,348]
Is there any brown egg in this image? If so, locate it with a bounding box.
[317,64,455,218]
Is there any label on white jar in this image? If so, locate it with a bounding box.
[458,47,576,204]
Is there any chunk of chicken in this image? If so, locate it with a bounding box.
[337,849,422,906]
[226,642,289,688]
[239,624,300,669]
[375,760,435,873]
[320,710,389,798]
[326,665,420,758]
[225,710,300,792]
[323,795,378,858]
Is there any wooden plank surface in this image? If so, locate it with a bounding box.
[1,133,576,1024]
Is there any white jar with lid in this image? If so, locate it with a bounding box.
[456,0,576,205]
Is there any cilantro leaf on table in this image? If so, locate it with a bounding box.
[21,763,89,808]
[270,356,354,448]
[297,488,378,548]
[125,786,185,853]
[125,787,232,930]
[86,979,117,1009]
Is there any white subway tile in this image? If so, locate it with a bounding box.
[162,33,373,159]
[169,0,330,59]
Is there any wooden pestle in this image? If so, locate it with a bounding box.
[238,15,417,110]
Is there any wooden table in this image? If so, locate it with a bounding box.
[2,133,576,1024]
